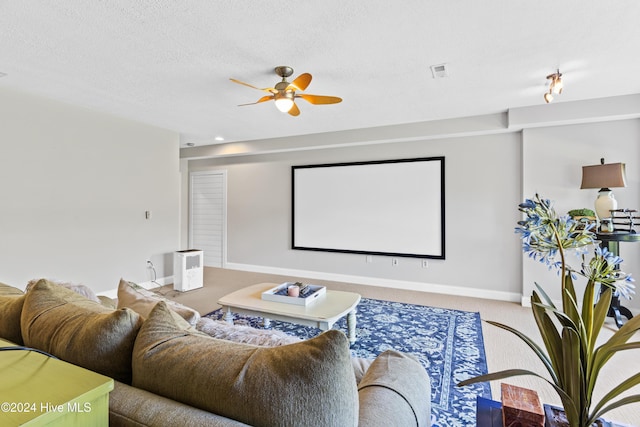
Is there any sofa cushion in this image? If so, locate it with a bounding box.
[357,350,431,427]
[117,278,200,325]
[133,302,359,427]
[0,282,26,345]
[110,381,253,427]
[21,279,143,384]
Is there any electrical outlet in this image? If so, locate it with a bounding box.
[422,260,429,268]
[392,258,399,266]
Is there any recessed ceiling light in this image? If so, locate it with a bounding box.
[185,142,195,147]
[214,136,225,142]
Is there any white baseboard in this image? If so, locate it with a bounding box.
[97,276,172,299]
[139,276,172,290]
[224,262,522,303]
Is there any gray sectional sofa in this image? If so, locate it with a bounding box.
[0,279,431,426]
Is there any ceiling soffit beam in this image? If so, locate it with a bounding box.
[181,94,640,160]
[508,93,640,129]
[180,112,510,160]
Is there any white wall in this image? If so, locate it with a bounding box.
[189,132,524,301]
[0,87,181,292]
[184,95,640,305]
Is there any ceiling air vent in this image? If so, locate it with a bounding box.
[430,64,448,78]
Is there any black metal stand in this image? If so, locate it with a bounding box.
[596,231,639,328]
[605,294,634,329]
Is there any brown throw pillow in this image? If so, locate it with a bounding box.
[133,301,359,427]
[117,278,200,325]
[21,279,143,384]
[0,282,26,345]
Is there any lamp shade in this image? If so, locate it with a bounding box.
[580,162,627,189]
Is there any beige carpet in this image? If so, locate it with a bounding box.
[159,267,640,425]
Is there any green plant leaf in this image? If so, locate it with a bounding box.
[605,341,640,353]
[484,320,554,373]
[560,327,582,424]
[561,288,590,369]
[590,314,640,396]
[562,273,580,325]
[593,314,640,367]
[457,368,575,410]
[581,280,597,338]
[589,287,610,354]
[532,300,577,332]
[589,371,640,420]
[581,281,595,365]
[584,287,612,398]
[457,369,538,386]
[609,311,640,343]
[534,282,556,309]
[530,293,563,385]
[590,394,640,425]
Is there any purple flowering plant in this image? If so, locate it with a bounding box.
[459,195,640,427]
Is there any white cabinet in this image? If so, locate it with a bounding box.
[173,249,203,292]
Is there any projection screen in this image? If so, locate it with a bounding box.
[292,157,445,259]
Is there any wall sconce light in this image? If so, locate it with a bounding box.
[544,69,563,103]
[580,158,627,219]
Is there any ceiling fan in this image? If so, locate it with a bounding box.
[230,66,342,116]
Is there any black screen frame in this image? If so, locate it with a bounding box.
[291,156,445,259]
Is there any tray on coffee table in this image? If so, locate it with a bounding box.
[261,282,326,306]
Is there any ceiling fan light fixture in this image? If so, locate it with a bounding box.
[544,92,553,103]
[230,66,341,116]
[274,92,294,113]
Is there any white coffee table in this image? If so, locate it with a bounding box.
[217,283,361,343]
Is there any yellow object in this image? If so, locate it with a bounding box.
[0,338,113,426]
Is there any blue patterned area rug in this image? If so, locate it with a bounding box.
[205,298,491,426]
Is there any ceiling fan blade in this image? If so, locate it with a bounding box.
[238,95,273,106]
[288,73,312,91]
[288,102,301,116]
[296,94,342,105]
[230,78,275,93]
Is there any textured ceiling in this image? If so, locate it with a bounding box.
[1,1,640,147]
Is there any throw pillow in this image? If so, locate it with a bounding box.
[195,316,302,346]
[0,282,26,345]
[196,316,372,383]
[21,279,143,384]
[26,278,101,303]
[133,301,359,427]
[116,278,200,325]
